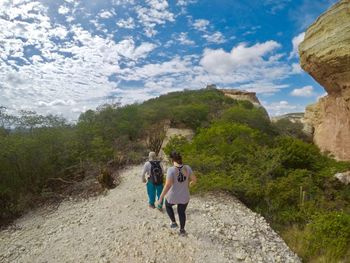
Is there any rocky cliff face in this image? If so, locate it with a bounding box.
[220,89,261,106]
[299,0,350,160]
[219,88,270,119]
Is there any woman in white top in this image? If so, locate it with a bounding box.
[158,151,197,236]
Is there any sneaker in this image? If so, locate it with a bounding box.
[170,222,178,228]
[179,229,187,236]
[149,204,155,209]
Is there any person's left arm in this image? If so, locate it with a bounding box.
[188,166,197,186]
[141,163,148,183]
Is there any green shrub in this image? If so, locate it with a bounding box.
[163,135,189,157]
[171,104,209,129]
[220,105,274,135]
[264,169,320,225]
[189,123,264,159]
[191,172,234,192]
[303,212,350,261]
[273,118,311,142]
[238,100,254,109]
[0,125,79,222]
[90,136,114,162]
[175,114,350,261]
[229,167,265,207]
[276,137,326,171]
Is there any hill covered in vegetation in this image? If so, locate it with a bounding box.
[1,88,349,261]
[0,89,240,222]
[162,96,350,262]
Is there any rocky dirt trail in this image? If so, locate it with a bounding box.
[0,165,300,263]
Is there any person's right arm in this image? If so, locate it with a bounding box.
[141,162,148,183]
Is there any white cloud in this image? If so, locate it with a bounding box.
[116,17,135,29]
[115,41,291,101]
[242,25,261,36]
[58,5,70,15]
[0,1,160,119]
[176,0,197,6]
[263,100,302,116]
[177,32,195,45]
[291,62,303,74]
[118,56,192,80]
[99,10,114,19]
[136,0,175,37]
[112,0,136,5]
[193,19,209,31]
[37,99,76,107]
[291,85,315,97]
[202,31,226,44]
[144,27,158,37]
[0,0,312,120]
[114,38,157,60]
[289,32,305,59]
[264,0,291,14]
[200,41,281,75]
[235,82,290,94]
[164,39,174,48]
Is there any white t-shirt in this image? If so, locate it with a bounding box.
[166,165,193,204]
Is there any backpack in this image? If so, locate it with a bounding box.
[149,161,163,185]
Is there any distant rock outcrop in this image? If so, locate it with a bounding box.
[216,87,270,119]
[220,89,261,107]
[271,113,305,123]
[299,0,350,160]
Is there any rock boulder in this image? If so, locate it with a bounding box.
[335,171,350,185]
[299,0,350,160]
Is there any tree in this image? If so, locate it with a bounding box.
[0,106,17,129]
[18,110,44,132]
[146,123,166,155]
[273,118,312,142]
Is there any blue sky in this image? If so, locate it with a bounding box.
[0,0,338,120]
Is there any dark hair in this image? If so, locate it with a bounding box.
[169,151,183,164]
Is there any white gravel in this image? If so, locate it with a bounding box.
[0,165,301,263]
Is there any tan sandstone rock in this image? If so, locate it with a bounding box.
[220,89,261,107]
[219,88,271,120]
[299,0,350,160]
[205,84,262,107]
[205,84,269,118]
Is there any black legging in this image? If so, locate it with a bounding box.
[165,200,188,230]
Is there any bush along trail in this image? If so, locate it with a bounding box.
[0,165,300,263]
